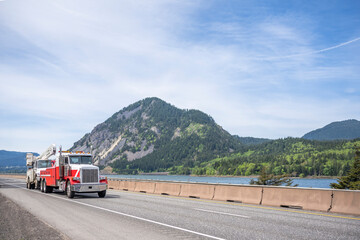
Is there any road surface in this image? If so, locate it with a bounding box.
[0,177,359,240]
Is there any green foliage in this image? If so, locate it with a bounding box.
[234,136,272,145]
[187,138,359,177]
[331,145,360,190]
[249,167,298,186]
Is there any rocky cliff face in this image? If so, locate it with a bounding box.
[71,98,236,169]
[71,98,155,165]
[70,97,240,171]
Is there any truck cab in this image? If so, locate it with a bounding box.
[33,159,53,189]
[26,154,52,189]
[61,152,108,198]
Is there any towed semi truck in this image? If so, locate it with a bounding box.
[26,145,56,189]
[27,144,108,198]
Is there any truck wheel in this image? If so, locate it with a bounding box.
[66,182,75,198]
[43,180,48,193]
[30,183,35,189]
[44,180,52,193]
[26,180,30,189]
[98,190,106,198]
[35,180,39,190]
[40,180,45,192]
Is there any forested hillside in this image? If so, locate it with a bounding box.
[234,136,271,145]
[70,97,360,177]
[189,138,360,177]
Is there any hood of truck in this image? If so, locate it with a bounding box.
[69,164,98,177]
[36,168,47,175]
[69,164,98,170]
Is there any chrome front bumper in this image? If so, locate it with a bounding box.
[71,183,107,193]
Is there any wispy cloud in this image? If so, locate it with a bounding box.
[258,37,360,60]
[0,0,359,152]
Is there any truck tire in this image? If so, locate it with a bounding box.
[26,180,30,189]
[44,180,52,193]
[66,182,75,198]
[98,190,106,198]
[40,180,44,192]
[35,180,39,190]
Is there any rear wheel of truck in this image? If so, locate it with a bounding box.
[66,182,75,198]
[40,180,44,192]
[98,190,106,198]
[44,180,53,193]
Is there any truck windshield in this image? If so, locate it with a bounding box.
[37,160,52,168]
[69,156,92,165]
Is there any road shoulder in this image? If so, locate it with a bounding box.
[0,192,69,240]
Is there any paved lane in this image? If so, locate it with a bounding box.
[0,177,359,240]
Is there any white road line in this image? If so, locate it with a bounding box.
[195,208,250,219]
[1,181,226,240]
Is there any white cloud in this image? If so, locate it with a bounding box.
[0,0,359,152]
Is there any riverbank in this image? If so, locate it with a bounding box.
[104,172,339,179]
[190,175,339,179]
[104,174,338,188]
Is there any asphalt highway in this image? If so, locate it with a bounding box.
[0,177,359,240]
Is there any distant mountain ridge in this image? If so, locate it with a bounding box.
[0,150,39,167]
[0,150,39,173]
[302,119,360,141]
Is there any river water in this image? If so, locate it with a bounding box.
[104,174,338,189]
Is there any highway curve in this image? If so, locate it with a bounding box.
[0,177,359,240]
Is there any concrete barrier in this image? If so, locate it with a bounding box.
[0,174,26,180]
[154,182,181,196]
[134,181,156,194]
[179,183,215,199]
[106,178,360,216]
[108,179,118,189]
[119,180,136,191]
[213,185,263,204]
[262,187,333,212]
[331,190,360,215]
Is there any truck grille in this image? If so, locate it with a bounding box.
[82,169,98,183]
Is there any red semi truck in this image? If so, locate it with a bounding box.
[37,145,108,198]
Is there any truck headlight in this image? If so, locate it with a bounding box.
[99,176,107,180]
[73,177,80,181]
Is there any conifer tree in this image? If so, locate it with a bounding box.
[249,167,298,186]
[331,146,360,190]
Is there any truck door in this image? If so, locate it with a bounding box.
[64,157,69,177]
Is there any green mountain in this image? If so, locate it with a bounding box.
[302,119,360,141]
[70,98,360,176]
[70,97,241,174]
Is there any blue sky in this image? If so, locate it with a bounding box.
[0,0,359,153]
